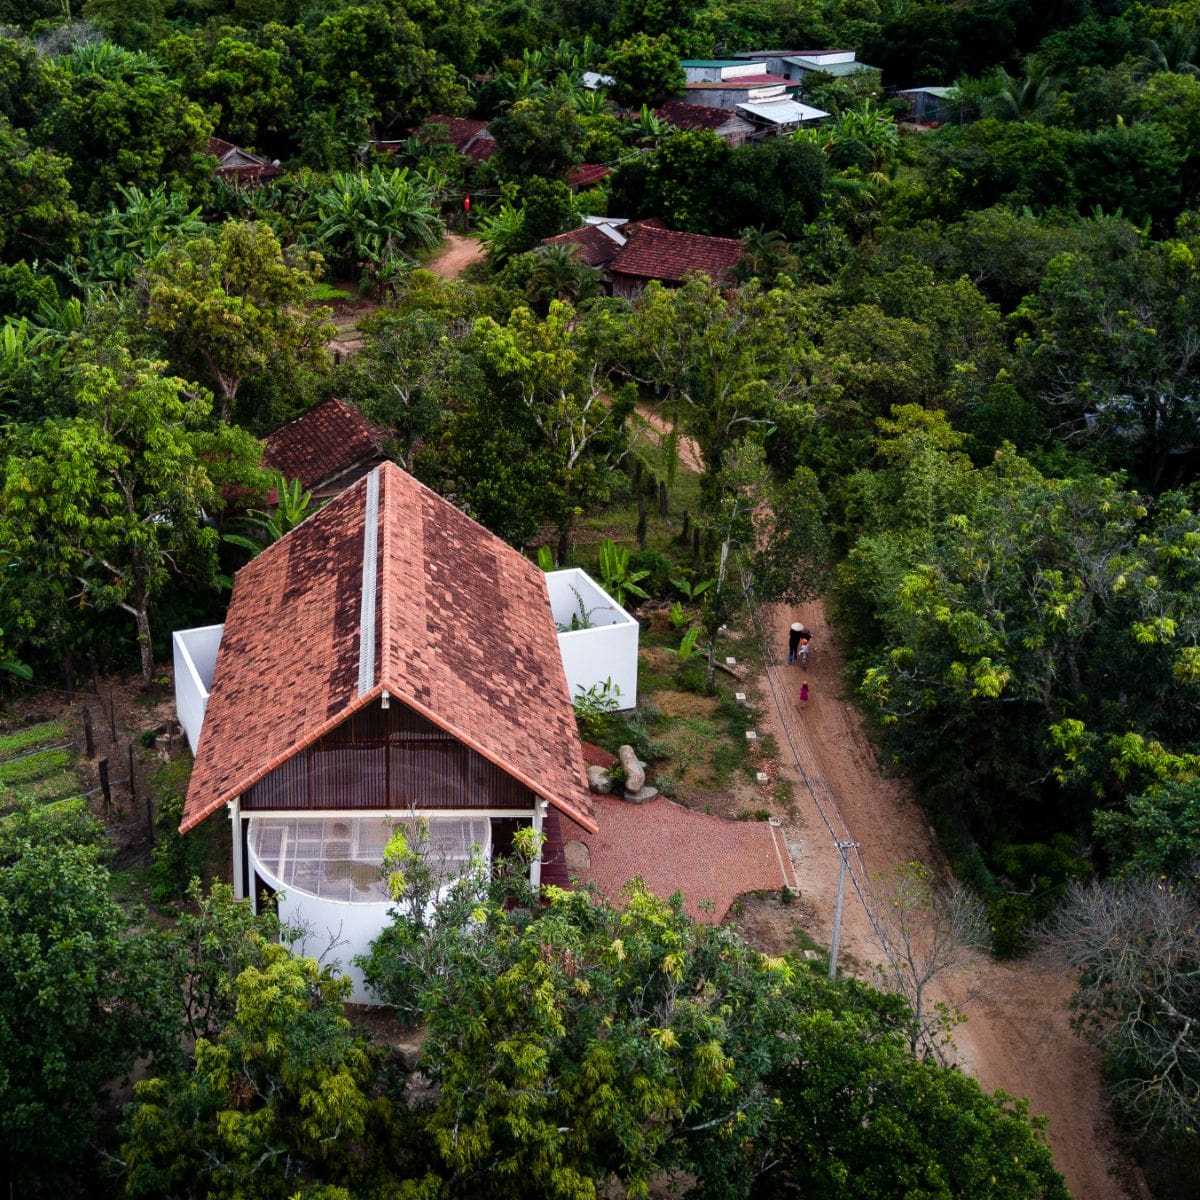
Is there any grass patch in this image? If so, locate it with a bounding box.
[0,719,69,758]
[0,747,72,786]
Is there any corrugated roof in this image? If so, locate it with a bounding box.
[182,462,596,835]
[609,225,741,285]
[680,59,748,67]
[738,99,829,124]
[263,397,388,492]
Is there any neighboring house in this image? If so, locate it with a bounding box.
[607,224,742,299]
[655,100,755,147]
[540,221,628,274]
[679,59,826,130]
[418,115,497,163]
[898,86,958,125]
[208,136,283,186]
[729,49,881,86]
[262,397,389,502]
[176,462,604,1000]
[567,163,611,192]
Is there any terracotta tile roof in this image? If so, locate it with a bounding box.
[686,75,791,88]
[420,115,496,162]
[539,224,622,267]
[263,397,388,492]
[182,462,596,834]
[207,136,283,184]
[655,100,750,131]
[567,163,611,188]
[609,225,742,285]
[560,795,797,921]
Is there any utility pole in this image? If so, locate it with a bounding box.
[828,840,859,982]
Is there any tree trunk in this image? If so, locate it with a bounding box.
[134,598,154,688]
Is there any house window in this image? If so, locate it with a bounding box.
[246,815,490,903]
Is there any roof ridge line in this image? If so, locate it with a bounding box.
[357,466,381,696]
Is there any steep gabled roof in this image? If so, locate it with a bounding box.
[420,115,496,162]
[263,397,388,492]
[609,225,741,285]
[182,462,596,834]
[567,163,611,189]
[539,223,624,267]
[207,136,283,183]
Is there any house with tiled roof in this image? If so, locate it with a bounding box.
[655,100,755,147]
[262,397,389,501]
[566,163,611,192]
[418,115,497,163]
[208,136,283,186]
[175,462,601,1000]
[608,225,742,298]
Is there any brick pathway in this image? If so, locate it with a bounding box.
[561,794,798,922]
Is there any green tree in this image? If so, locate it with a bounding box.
[0,803,175,1196]
[41,45,213,211]
[0,351,262,684]
[121,940,394,1200]
[0,116,80,265]
[1095,778,1200,877]
[491,93,587,182]
[602,32,684,108]
[143,220,334,422]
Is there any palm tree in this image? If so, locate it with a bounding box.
[526,244,603,308]
[735,229,797,283]
[988,64,1059,121]
[1143,23,1200,76]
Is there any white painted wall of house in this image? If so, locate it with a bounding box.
[172,625,224,753]
[545,568,639,710]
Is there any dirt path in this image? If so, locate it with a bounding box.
[634,402,704,473]
[425,233,484,279]
[757,598,1139,1200]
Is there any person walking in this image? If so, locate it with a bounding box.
[800,681,809,707]
[788,622,802,664]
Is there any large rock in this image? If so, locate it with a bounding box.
[587,764,613,793]
[624,785,658,804]
[564,839,591,870]
[617,744,644,793]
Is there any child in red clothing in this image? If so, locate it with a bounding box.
[800,681,809,706]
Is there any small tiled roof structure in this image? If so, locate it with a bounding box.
[182,462,596,835]
[609,224,742,286]
[419,115,496,163]
[539,223,624,267]
[655,100,743,131]
[208,136,283,185]
[566,163,611,190]
[263,397,389,498]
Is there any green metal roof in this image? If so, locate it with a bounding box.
[680,59,748,68]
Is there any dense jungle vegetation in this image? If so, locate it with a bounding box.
[1,0,1199,1195]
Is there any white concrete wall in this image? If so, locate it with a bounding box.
[546,569,639,711]
[803,50,855,65]
[719,61,766,79]
[173,624,224,754]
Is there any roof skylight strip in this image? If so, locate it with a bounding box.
[357,467,381,696]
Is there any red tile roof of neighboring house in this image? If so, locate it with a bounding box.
[655,100,750,131]
[686,75,792,88]
[207,136,283,183]
[263,397,388,493]
[182,462,596,835]
[567,163,611,188]
[560,795,798,921]
[610,225,742,285]
[539,224,623,267]
[420,115,496,162]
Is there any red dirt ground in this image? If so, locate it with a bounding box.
[760,598,1144,1200]
[425,233,484,279]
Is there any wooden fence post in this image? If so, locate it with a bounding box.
[98,757,111,816]
[82,707,95,758]
[108,686,118,741]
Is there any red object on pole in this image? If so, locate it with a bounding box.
[463,194,471,211]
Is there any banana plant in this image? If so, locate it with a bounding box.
[597,539,650,608]
[223,474,316,558]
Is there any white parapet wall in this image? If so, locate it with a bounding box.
[173,624,224,754]
[545,569,638,711]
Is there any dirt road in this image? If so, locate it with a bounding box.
[425,233,483,279]
[758,598,1140,1200]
